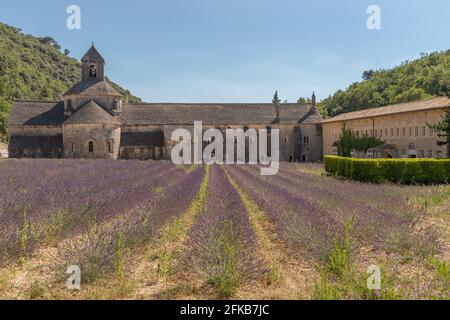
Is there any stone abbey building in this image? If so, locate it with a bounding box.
[8,45,324,162]
[322,97,450,159]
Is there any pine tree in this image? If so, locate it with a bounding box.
[428,106,450,158]
[272,91,280,104]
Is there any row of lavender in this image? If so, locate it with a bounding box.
[185,165,265,297]
[0,160,185,265]
[276,164,440,258]
[58,165,206,283]
[225,165,439,265]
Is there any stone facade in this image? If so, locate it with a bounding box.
[8,45,323,162]
[323,98,450,158]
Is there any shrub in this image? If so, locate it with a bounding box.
[442,160,450,182]
[324,156,450,185]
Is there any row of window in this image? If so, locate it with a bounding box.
[329,125,436,140]
[371,150,444,159]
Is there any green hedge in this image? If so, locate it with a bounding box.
[324,156,450,184]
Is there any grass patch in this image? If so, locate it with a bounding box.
[208,221,241,298]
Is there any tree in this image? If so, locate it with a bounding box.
[38,36,61,50]
[0,97,11,142]
[362,69,375,81]
[333,127,355,157]
[333,127,384,157]
[272,91,280,104]
[428,106,450,158]
[297,97,312,104]
[64,49,70,56]
[319,50,450,118]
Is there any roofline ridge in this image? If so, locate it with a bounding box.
[323,97,450,123]
[122,102,310,106]
[14,99,59,103]
[341,96,447,115]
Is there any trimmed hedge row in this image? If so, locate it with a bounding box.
[324,156,450,184]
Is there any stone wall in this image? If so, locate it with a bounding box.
[62,123,121,159]
[163,123,314,163]
[299,123,323,162]
[65,94,122,115]
[119,125,166,160]
[8,125,63,158]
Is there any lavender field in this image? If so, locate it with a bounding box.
[0,159,448,300]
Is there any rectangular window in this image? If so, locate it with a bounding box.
[402,128,406,137]
[422,126,426,136]
[415,127,419,137]
[396,128,399,137]
[390,128,394,137]
[408,127,412,137]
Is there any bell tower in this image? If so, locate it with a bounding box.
[81,43,105,81]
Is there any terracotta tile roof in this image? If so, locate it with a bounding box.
[322,97,450,123]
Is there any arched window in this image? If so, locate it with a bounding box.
[88,141,94,153]
[89,64,97,78]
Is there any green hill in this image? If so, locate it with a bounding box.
[0,22,142,142]
[318,50,450,118]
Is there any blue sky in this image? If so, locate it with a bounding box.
[0,0,449,103]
